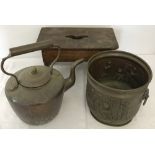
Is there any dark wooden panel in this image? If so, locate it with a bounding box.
[37,27,119,64]
[42,49,104,66]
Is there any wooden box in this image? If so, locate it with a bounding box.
[37,27,119,65]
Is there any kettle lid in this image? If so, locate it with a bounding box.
[18,66,51,88]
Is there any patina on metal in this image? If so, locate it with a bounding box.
[1,40,84,125]
[86,51,152,126]
[37,27,119,64]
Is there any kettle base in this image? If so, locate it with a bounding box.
[19,116,55,126]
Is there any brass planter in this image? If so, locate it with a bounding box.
[86,51,152,126]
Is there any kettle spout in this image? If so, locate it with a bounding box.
[64,58,85,91]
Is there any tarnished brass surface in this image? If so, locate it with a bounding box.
[86,51,152,126]
[6,69,64,125]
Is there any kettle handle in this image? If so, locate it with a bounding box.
[1,40,61,85]
[9,40,54,56]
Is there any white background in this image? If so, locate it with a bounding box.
[0,25,155,129]
[0,0,155,155]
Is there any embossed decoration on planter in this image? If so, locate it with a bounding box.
[86,50,152,126]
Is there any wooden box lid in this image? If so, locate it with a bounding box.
[37,27,119,64]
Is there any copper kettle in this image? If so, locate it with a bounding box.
[1,40,84,125]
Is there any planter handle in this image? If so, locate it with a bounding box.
[142,89,149,106]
